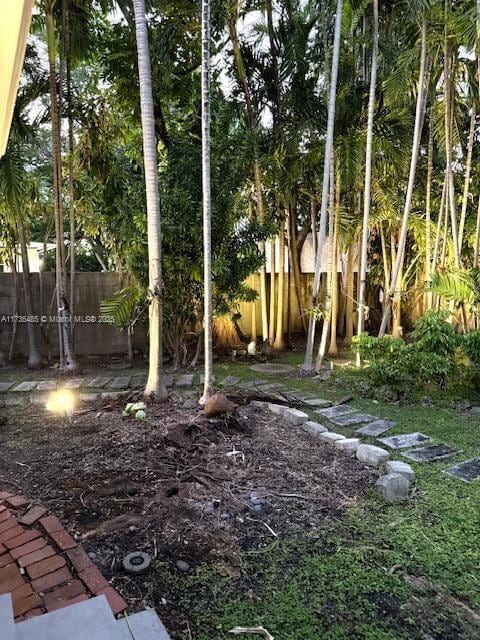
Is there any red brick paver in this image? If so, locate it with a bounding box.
[50,530,76,551]
[5,529,41,550]
[20,505,48,526]
[79,566,109,594]
[5,496,29,510]
[39,515,63,534]
[0,489,129,620]
[18,545,55,568]
[66,547,94,573]
[26,555,66,580]
[10,537,47,560]
[31,566,72,593]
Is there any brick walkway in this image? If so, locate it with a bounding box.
[0,491,126,621]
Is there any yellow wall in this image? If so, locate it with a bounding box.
[0,0,35,156]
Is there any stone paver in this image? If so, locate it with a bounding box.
[79,393,99,404]
[445,458,480,482]
[385,461,416,483]
[176,374,193,387]
[62,379,84,389]
[318,432,345,445]
[379,432,431,450]
[36,381,57,391]
[163,374,173,388]
[0,382,14,393]
[402,444,460,463]
[250,363,295,374]
[131,375,147,388]
[335,438,360,454]
[302,398,330,408]
[330,413,378,427]
[20,506,48,527]
[356,444,390,467]
[108,376,131,390]
[355,419,395,437]
[101,392,127,401]
[315,404,355,419]
[11,381,37,392]
[219,376,241,386]
[376,473,410,502]
[86,377,110,389]
[302,421,328,436]
[282,408,309,425]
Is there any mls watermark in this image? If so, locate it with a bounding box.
[0,315,115,324]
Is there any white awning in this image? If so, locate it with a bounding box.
[0,0,35,157]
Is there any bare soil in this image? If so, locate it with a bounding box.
[0,396,377,634]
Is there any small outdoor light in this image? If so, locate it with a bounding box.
[46,389,75,418]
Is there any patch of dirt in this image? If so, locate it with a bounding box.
[0,398,377,633]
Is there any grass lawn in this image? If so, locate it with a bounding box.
[163,354,480,639]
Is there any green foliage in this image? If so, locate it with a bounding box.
[460,330,480,366]
[99,287,145,331]
[410,310,458,358]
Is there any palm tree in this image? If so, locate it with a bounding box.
[303,0,344,370]
[132,0,168,401]
[356,0,379,364]
[200,0,213,403]
[378,17,428,336]
[44,0,78,373]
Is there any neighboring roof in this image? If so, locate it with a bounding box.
[0,0,35,157]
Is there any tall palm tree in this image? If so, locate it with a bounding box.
[44,0,78,373]
[356,0,379,364]
[379,17,428,336]
[132,0,168,401]
[303,0,344,370]
[201,0,213,403]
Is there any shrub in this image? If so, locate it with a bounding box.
[461,330,480,366]
[410,310,458,357]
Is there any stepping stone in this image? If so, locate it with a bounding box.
[116,608,171,640]
[385,460,416,483]
[303,398,330,408]
[0,382,14,393]
[249,363,295,374]
[355,419,395,437]
[219,376,241,386]
[176,374,193,387]
[199,374,216,384]
[445,458,480,482]
[101,391,128,401]
[79,393,99,404]
[379,432,431,450]
[163,375,173,388]
[315,404,355,418]
[330,413,378,427]
[37,381,57,391]
[11,381,37,392]
[31,395,48,405]
[5,397,24,406]
[356,444,389,467]
[130,375,147,389]
[403,444,460,463]
[376,473,410,502]
[108,376,131,390]
[61,378,84,389]
[335,438,360,454]
[302,421,328,436]
[87,377,110,389]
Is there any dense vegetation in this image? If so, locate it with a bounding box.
[1,0,480,379]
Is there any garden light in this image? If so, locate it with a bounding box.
[46,389,75,417]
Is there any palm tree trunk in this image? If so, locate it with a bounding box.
[45,8,77,373]
[379,18,427,336]
[458,107,475,254]
[287,205,306,334]
[66,6,76,349]
[328,172,341,356]
[132,0,168,401]
[17,220,42,369]
[228,13,268,342]
[474,195,480,267]
[7,247,19,363]
[304,0,344,369]
[344,242,355,346]
[425,121,433,310]
[200,0,213,403]
[273,217,286,350]
[268,237,276,345]
[356,0,378,365]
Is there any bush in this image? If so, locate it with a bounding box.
[461,330,480,366]
[410,310,458,357]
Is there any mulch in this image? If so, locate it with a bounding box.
[0,396,378,633]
